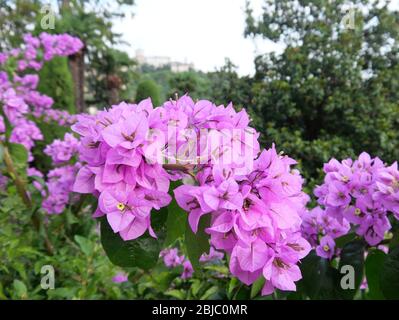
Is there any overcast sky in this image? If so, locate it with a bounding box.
[113,0,280,76]
[113,0,399,76]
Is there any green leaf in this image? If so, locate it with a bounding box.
[29,175,46,188]
[190,279,203,297]
[250,276,265,299]
[47,288,76,299]
[299,250,340,299]
[165,289,185,300]
[164,181,187,246]
[0,101,13,139]
[65,208,79,225]
[151,206,168,243]
[200,286,220,300]
[389,229,399,250]
[153,270,181,291]
[365,249,386,299]
[184,214,210,272]
[0,283,8,300]
[8,143,28,170]
[380,246,399,299]
[74,235,93,256]
[337,239,365,299]
[227,277,239,299]
[100,217,160,270]
[233,285,251,300]
[164,200,187,246]
[0,144,4,163]
[203,264,229,275]
[334,232,357,248]
[12,280,27,299]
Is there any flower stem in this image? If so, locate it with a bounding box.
[31,207,54,255]
[2,144,32,208]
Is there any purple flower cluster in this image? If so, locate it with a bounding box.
[41,110,77,126]
[10,118,43,161]
[28,167,46,196]
[39,33,84,61]
[0,86,28,122]
[160,248,194,279]
[309,152,399,254]
[72,96,311,295]
[44,133,80,164]
[40,132,82,214]
[301,207,350,259]
[42,163,81,214]
[0,33,83,162]
[0,33,83,72]
[199,246,224,263]
[160,247,225,280]
[112,272,128,284]
[71,100,173,240]
[175,145,311,295]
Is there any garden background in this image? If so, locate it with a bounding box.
[0,0,398,300]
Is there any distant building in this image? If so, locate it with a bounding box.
[170,61,195,73]
[135,49,194,72]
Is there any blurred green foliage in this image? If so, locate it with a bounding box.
[135,79,162,106]
[0,187,234,299]
[38,57,76,114]
[242,0,399,184]
[0,189,136,299]
[0,0,41,50]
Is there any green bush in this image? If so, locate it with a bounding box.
[135,79,161,106]
[38,56,76,114]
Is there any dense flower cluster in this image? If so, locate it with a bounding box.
[72,99,173,240]
[42,163,81,214]
[72,95,311,295]
[0,33,83,161]
[301,207,350,259]
[44,133,80,164]
[39,33,84,61]
[10,118,43,161]
[175,145,311,294]
[34,133,82,214]
[0,33,83,72]
[0,33,83,214]
[309,152,399,256]
[41,109,77,126]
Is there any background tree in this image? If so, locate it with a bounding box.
[208,59,253,108]
[1,1,137,112]
[88,48,138,106]
[55,0,136,112]
[135,79,161,106]
[0,0,41,50]
[244,0,399,185]
[167,71,210,100]
[38,56,76,114]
